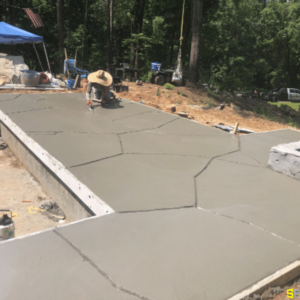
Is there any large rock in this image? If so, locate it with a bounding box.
[0,53,29,84]
[268,141,300,180]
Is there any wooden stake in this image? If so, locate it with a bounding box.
[73,75,80,89]
[64,48,69,76]
[74,49,77,67]
[233,122,239,134]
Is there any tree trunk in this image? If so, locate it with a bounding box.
[81,0,89,69]
[130,0,145,70]
[169,30,176,66]
[56,0,64,72]
[106,0,113,73]
[10,0,15,25]
[189,0,204,84]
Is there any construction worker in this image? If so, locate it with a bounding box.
[86,70,113,108]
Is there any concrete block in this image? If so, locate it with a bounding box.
[269,141,300,180]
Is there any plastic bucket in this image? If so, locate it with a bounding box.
[67,79,76,89]
[0,210,15,241]
[20,70,41,87]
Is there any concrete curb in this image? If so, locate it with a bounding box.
[0,109,114,218]
[228,260,300,300]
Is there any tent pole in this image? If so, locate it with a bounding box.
[43,42,51,74]
[33,43,44,72]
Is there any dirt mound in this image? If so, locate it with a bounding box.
[117,82,299,133]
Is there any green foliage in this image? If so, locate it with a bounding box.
[164,83,175,90]
[270,102,300,111]
[141,71,152,83]
[207,88,218,99]
[254,105,269,117]
[9,0,300,94]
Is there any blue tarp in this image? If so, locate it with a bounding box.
[0,22,43,45]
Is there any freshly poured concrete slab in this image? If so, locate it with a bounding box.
[115,111,179,130]
[121,131,239,157]
[152,117,228,136]
[0,93,21,101]
[0,230,137,300]
[71,154,209,211]
[17,93,48,102]
[57,209,300,300]
[7,108,136,134]
[217,151,263,167]
[0,97,52,114]
[28,132,122,168]
[240,130,300,165]
[196,159,300,243]
[38,94,89,113]
[255,129,300,141]
[93,101,155,120]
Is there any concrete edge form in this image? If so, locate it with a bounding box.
[228,260,300,300]
[0,109,114,220]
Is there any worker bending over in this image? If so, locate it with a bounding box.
[86,70,113,107]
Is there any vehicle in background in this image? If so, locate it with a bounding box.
[149,62,184,86]
[261,88,300,102]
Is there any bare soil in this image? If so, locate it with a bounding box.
[0,139,68,238]
[118,82,298,133]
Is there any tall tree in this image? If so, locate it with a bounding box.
[56,0,64,71]
[106,0,114,73]
[130,0,145,70]
[189,0,203,84]
[82,0,89,69]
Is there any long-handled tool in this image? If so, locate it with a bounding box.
[171,0,185,85]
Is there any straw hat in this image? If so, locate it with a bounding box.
[88,70,113,86]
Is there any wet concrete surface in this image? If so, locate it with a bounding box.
[1,231,137,300]
[71,154,209,211]
[28,132,122,168]
[56,209,300,300]
[1,93,300,299]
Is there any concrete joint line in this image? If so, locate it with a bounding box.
[34,97,47,102]
[117,134,124,153]
[123,152,209,159]
[119,97,233,133]
[6,107,53,115]
[217,158,265,169]
[197,207,297,246]
[240,150,264,166]
[0,110,114,217]
[119,205,194,214]
[228,260,300,300]
[112,110,155,121]
[156,117,181,129]
[54,230,154,300]
[69,153,123,169]
[193,147,246,207]
[0,94,22,102]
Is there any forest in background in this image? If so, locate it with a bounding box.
[0,0,299,92]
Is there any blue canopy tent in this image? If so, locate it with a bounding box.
[0,22,51,73]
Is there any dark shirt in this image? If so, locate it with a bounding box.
[86,81,110,100]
